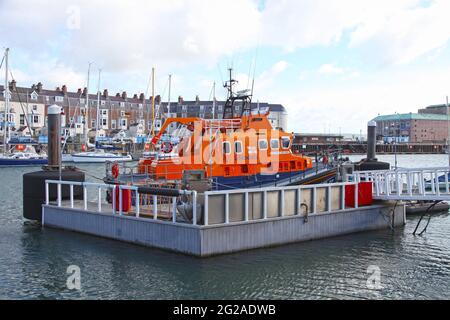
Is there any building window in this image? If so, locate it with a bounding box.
[33,115,39,124]
[101,109,108,116]
[30,92,38,100]
[20,114,25,126]
[55,96,64,102]
[101,118,107,126]
[120,119,127,127]
[101,101,106,106]
[80,98,85,104]
[111,120,116,129]
[91,119,96,128]
[32,105,38,111]
[120,110,125,117]
[120,102,125,108]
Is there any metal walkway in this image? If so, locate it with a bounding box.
[353,167,450,201]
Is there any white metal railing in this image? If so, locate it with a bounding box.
[44,180,197,224]
[203,181,360,226]
[353,167,450,201]
[44,179,364,227]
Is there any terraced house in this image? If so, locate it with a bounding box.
[1,82,289,139]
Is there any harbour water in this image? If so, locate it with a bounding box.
[1,155,449,299]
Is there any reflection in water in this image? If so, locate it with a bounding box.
[0,158,449,299]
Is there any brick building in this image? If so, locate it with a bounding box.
[373,112,450,144]
[1,82,289,138]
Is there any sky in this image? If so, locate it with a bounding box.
[1,0,450,134]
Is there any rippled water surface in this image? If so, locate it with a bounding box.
[1,155,450,299]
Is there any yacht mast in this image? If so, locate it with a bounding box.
[84,63,92,147]
[3,48,9,155]
[96,69,102,134]
[212,82,216,120]
[167,74,172,116]
[151,67,155,137]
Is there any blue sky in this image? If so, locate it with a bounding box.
[2,0,450,134]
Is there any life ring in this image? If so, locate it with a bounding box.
[112,164,120,179]
[162,141,173,154]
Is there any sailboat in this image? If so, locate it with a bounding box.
[0,48,48,166]
[72,67,132,163]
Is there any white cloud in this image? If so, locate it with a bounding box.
[271,61,288,74]
[318,64,344,75]
[273,65,450,134]
[0,0,261,73]
[260,0,450,65]
[349,0,450,65]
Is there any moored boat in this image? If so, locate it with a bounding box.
[105,69,323,190]
[72,150,133,163]
[0,149,47,166]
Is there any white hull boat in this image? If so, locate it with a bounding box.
[72,152,133,163]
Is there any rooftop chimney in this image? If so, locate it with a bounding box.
[122,91,127,99]
[195,95,200,103]
[31,84,37,91]
[56,87,61,92]
[83,87,88,96]
[77,88,82,95]
[139,93,145,101]
[62,85,67,95]
[133,94,138,99]
[103,89,109,98]
[155,95,161,104]
[116,93,121,98]
[37,82,43,93]
[178,96,184,104]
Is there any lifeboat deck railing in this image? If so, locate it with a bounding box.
[44,179,364,228]
[352,167,450,201]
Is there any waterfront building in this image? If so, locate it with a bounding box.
[373,113,450,144]
[0,82,288,139]
[0,81,46,137]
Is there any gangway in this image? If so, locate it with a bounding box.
[353,167,450,202]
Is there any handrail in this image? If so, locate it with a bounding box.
[203,181,359,226]
[44,179,197,225]
[353,167,450,201]
[45,179,363,228]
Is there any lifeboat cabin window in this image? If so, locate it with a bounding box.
[235,141,243,154]
[258,139,268,150]
[270,139,279,149]
[223,142,231,155]
[281,137,291,149]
